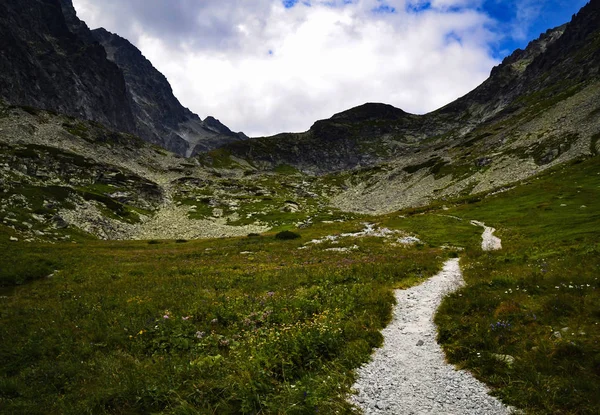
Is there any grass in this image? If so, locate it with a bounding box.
[1,138,599,413]
[389,155,600,414]
[0,219,445,414]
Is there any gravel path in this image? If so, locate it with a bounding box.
[471,220,502,251]
[350,259,512,414]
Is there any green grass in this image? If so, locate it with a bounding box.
[2,138,599,414]
[0,220,445,414]
[389,156,600,414]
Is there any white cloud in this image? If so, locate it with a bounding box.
[73,0,499,137]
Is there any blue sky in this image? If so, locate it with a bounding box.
[73,0,590,136]
[478,0,588,58]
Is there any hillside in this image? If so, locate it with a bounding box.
[0,1,599,414]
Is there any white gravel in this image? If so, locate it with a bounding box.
[350,259,512,414]
[471,221,502,251]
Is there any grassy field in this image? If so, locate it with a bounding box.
[1,155,598,414]
[0,220,447,414]
[390,156,600,414]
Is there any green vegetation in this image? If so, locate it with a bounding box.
[62,122,90,140]
[389,156,600,414]
[1,131,598,413]
[273,164,300,175]
[275,230,301,240]
[0,222,444,414]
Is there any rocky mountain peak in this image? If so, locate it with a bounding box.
[329,103,409,122]
[90,27,246,156]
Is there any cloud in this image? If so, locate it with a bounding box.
[73,0,499,136]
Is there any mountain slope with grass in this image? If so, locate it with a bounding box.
[1,1,599,414]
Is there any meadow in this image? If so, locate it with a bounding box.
[1,155,599,414]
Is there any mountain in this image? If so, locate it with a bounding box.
[221,0,599,175]
[0,0,136,134]
[90,27,246,157]
[209,0,599,213]
[0,0,244,156]
[0,0,598,241]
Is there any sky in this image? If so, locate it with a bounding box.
[72,0,588,137]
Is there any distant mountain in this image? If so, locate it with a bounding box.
[0,0,245,156]
[90,28,246,157]
[220,0,599,174]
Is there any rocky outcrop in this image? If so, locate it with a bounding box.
[0,0,136,135]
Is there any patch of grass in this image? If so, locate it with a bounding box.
[409,155,600,415]
[273,164,300,175]
[403,157,441,174]
[62,122,89,140]
[0,220,445,413]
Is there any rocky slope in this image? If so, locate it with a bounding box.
[90,28,246,156]
[0,102,344,241]
[0,0,244,157]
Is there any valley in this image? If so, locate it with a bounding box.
[1,0,599,414]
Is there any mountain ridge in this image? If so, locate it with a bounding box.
[90,27,247,156]
[0,0,245,157]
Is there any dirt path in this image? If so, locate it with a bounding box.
[470,220,502,251]
[350,259,511,414]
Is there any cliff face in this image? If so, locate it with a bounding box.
[91,28,246,156]
[0,0,244,156]
[0,0,136,134]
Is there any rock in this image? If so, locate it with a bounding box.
[282,201,300,213]
[52,215,69,229]
[376,401,389,410]
[416,340,425,346]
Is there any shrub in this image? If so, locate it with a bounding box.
[275,230,301,240]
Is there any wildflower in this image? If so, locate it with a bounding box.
[195,331,205,339]
[182,316,191,321]
[211,318,218,324]
[163,314,170,319]
[267,291,275,297]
